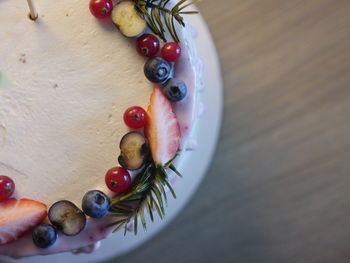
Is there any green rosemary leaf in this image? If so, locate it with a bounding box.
[109,206,123,212]
[113,203,134,211]
[109,208,128,215]
[170,15,180,42]
[158,166,168,180]
[149,192,154,209]
[151,195,163,219]
[145,198,154,222]
[140,166,153,183]
[136,182,151,193]
[124,194,144,201]
[139,5,162,37]
[178,0,200,11]
[107,219,127,228]
[111,198,121,205]
[165,11,179,43]
[156,179,168,207]
[169,164,182,177]
[148,4,166,41]
[152,186,164,214]
[110,205,131,212]
[172,0,186,11]
[164,154,178,168]
[134,213,138,235]
[150,6,161,33]
[154,1,165,33]
[114,190,136,203]
[164,178,177,199]
[171,15,180,41]
[123,222,128,236]
[139,205,147,231]
[163,0,171,7]
[112,222,126,233]
[178,11,198,15]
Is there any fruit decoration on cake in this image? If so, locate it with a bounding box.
[136,34,160,57]
[0,199,47,245]
[32,224,57,249]
[48,201,86,236]
[123,106,147,129]
[0,0,198,251]
[105,167,132,194]
[107,87,182,234]
[162,42,182,62]
[0,176,15,201]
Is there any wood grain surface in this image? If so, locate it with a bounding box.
[110,1,350,262]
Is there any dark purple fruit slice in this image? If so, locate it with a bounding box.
[48,200,86,236]
[118,131,149,170]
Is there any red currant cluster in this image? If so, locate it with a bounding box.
[136,34,181,62]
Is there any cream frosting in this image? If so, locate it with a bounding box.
[0,0,200,258]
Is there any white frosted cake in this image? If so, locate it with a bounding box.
[0,0,201,258]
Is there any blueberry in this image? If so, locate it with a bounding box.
[32,223,57,249]
[144,57,172,83]
[48,200,86,236]
[82,190,111,219]
[162,78,187,102]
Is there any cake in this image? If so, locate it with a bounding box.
[0,0,201,258]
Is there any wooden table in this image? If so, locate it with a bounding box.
[113,1,350,262]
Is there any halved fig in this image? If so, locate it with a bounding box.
[48,200,86,236]
[112,1,146,37]
[118,131,149,170]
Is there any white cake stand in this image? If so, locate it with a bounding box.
[1,12,223,263]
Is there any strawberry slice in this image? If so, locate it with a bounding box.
[0,198,47,245]
[145,87,180,166]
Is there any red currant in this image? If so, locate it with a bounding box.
[161,42,181,62]
[0,175,15,201]
[105,167,131,194]
[123,106,147,129]
[136,34,160,57]
[89,0,113,19]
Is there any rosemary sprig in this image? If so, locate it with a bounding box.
[109,159,181,235]
[134,0,199,43]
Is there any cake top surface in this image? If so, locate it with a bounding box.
[0,0,200,257]
[0,0,197,206]
[0,0,198,204]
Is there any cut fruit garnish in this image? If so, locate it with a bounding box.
[0,198,47,245]
[118,131,149,171]
[145,87,180,166]
[48,200,86,236]
[112,1,146,37]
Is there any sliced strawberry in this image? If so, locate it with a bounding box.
[0,198,47,245]
[145,87,180,166]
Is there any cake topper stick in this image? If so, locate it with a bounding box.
[27,0,38,20]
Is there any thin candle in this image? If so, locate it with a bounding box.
[27,0,38,20]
